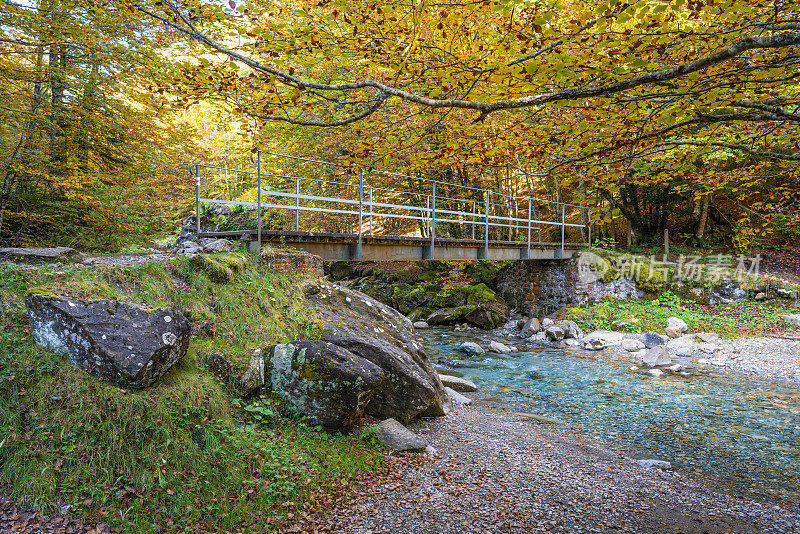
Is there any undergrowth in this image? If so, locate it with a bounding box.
[0,256,381,532]
[566,292,799,338]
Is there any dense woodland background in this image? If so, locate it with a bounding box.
[1,0,799,253]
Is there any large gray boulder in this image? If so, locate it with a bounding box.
[0,247,83,264]
[458,342,485,356]
[666,317,688,334]
[667,335,696,357]
[26,293,189,388]
[641,346,672,367]
[520,317,541,337]
[203,348,265,397]
[321,324,449,423]
[555,320,583,340]
[376,418,428,451]
[269,341,384,430]
[438,374,478,392]
[305,282,451,423]
[545,326,565,341]
[488,340,513,353]
[644,332,666,348]
[583,330,624,350]
[203,238,234,253]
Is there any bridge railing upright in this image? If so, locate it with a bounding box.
[190,151,591,259]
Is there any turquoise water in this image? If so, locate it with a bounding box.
[422,328,800,509]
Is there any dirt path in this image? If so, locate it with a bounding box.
[81,252,174,268]
[300,402,800,534]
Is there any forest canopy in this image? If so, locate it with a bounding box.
[1,0,799,250]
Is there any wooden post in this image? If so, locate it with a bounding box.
[664,227,669,257]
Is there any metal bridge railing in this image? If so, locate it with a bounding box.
[190,150,591,260]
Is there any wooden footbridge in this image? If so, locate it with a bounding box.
[191,151,590,261]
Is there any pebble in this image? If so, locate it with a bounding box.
[306,407,800,533]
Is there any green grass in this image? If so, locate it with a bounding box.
[566,292,800,338]
[0,256,382,532]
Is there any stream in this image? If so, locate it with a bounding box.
[422,327,800,510]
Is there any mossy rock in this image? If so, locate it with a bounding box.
[634,259,667,293]
[430,285,468,309]
[189,255,236,284]
[215,254,248,273]
[26,287,59,298]
[462,283,498,305]
[463,261,510,288]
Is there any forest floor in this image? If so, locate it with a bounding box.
[297,402,800,534]
[757,247,800,284]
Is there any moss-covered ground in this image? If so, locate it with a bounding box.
[0,256,382,532]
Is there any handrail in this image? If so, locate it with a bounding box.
[260,151,585,207]
[192,151,592,259]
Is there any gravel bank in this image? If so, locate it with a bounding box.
[307,403,800,534]
[717,337,800,385]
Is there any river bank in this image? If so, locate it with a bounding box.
[299,401,800,533]
[715,337,800,385]
[275,322,800,533]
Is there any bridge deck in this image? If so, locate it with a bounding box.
[200,229,582,261]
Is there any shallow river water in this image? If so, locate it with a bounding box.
[421,328,800,510]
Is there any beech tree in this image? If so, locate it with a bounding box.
[131,0,799,244]
[0,0,203,247]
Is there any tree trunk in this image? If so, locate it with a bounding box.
[605,202,616,248]
[627,218,633,248]
[579,178,589,242]
[1,45,46,237]
[696,194,710,240]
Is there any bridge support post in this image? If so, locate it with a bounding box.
[481,192,489,259]
[588,208,592,247]
[356,170,363,260]
[561,203,565,258]
[369,187,373,235]
[295,177,299,232]
[525,198,531,259]
[430,181,436,260]
[195,165,200,237]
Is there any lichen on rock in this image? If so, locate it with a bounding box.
[26,293,190,388]
[268,340,384,430]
